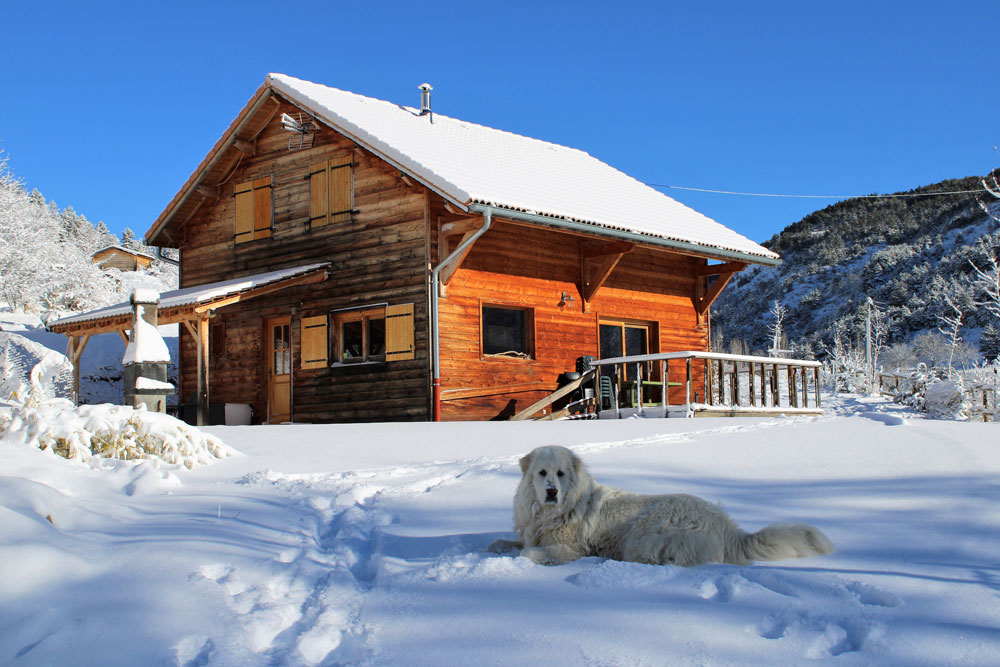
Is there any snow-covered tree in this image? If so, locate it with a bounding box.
[0,150,175,315]
[867,297,890,377]
[969,238,1000,322]
[937,293,964,380]
[766,300,790,356]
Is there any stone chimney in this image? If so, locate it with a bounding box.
[122,289,173,412]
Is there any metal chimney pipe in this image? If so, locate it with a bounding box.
[419,83,433,116]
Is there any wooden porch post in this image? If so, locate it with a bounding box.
[198,316,210,426]
[67,334,91,405]
[182,317,211,426]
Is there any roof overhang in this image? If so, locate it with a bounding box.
[468,204,781,267]
[49,264,330,336]
[146,81,278,247]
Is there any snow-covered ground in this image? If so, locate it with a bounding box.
[2,396,999,666]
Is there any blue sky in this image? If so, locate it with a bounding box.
[3,1,999,245]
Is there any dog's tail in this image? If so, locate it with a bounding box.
[731,523,834,564]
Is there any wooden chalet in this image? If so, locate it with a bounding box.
[49,74,780,424]
[91,245,155,272]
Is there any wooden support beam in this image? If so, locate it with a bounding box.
[440,216,481,238]
[439,230,478,286]
[232,138,256,154]
[66,334,91,405]
[582,241,634,259]
[698,261,747,276]
[118,330,130,345]
[693,271,737,317]
[197,316,210,426]
[196,185,219,201]
[579,240,634,310]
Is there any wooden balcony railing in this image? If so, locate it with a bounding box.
[589,351,823,418]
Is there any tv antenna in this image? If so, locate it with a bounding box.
[281,112,316,150]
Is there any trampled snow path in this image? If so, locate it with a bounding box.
[4,403,1000,666]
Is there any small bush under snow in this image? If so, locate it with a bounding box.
[0,399,234,468]
[923,379,965,420]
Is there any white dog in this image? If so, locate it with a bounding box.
[487,446,834,566]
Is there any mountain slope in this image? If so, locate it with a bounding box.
[711,175,1000,358]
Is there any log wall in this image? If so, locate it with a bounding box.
[438,222,709,420]
[178,99,430,423]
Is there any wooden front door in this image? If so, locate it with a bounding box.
[266,317,291,423]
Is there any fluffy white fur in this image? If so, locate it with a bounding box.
[487,445,834,566]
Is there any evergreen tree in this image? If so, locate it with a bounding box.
[981,323,1000,362]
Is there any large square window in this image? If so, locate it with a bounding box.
[482,305,533,358]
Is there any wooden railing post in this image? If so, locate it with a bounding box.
[705,358,713,406]
[717,359,725,405]
[686,357,692,406]
[771,364,779,407]
[761,365,768,407]
[731,362,740,406]
[814,366,822,408]
[801,366,809,408]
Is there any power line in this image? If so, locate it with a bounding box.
[648,183,983,199]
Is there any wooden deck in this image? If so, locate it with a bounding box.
[588,351,823,419]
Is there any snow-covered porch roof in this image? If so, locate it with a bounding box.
[48,263,330,337]
[48,263,329,421]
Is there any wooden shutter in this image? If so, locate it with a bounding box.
[309,161,329,227]
[385,303,414,362]
[309,156,352,228]
[329,156,353,224]
[300,315,328,370]
[235,176,272,243]
[234,180,254,244]
[252,176,272,240]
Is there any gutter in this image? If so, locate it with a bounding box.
[430,207,493,421]
[467,204,781,267]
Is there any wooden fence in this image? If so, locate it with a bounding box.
[589,351,823,418]
[877,369,998,422]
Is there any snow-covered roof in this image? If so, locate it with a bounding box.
[92,245,155,260]
[50,263,329,329]
[265,74,778,264]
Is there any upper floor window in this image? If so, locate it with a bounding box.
[234,176,273,244]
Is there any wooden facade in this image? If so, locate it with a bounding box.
[437,223,710,420]
[167,98,430,423]
[92,246,154,272]
[112,77,771,424]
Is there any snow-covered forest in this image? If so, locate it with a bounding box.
[0,152,177,315]
[713,175,1000,368]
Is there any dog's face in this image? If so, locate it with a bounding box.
[519,446,581,507]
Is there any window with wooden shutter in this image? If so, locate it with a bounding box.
[309,155,353,228]
[300,315,328,370]
[234,176,272,244]
[385,303,415,362]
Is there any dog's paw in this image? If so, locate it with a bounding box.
[519,546,555,564]
[486,539,522,555]
[519,545,578,565]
